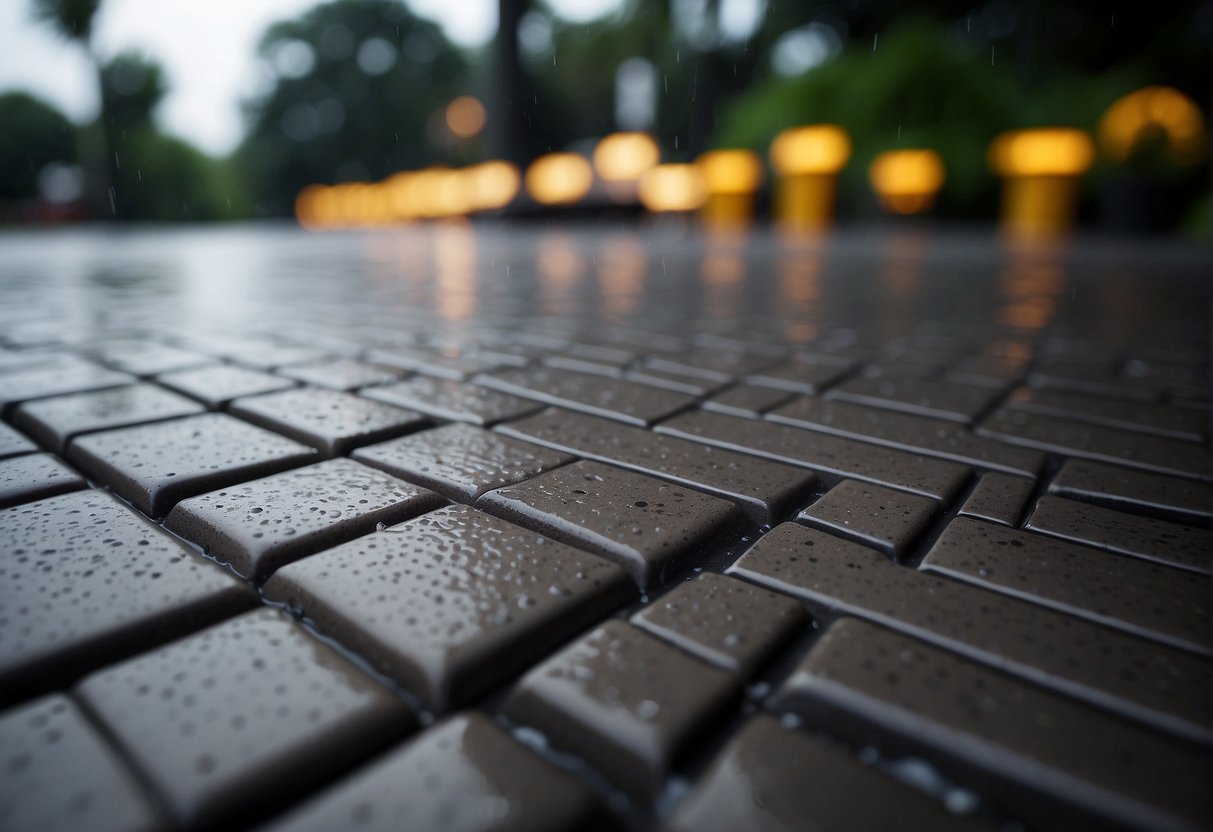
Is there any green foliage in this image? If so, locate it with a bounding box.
[100,51,169,130]
[30,0,100,41]
[109,129,250,221]
[237,0,469,215]
[716,19,1022,213]
[0,92,76,199]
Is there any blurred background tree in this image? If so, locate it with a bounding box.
[30,0,108,214]
[236,0,469,216]
[4,0,1209,230]
[101,51,249,221]
[0,92,77,201]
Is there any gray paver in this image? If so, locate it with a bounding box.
[77,608,413,829]
[774,618,1209,832]
[1026,495,1210,573]
[230,387,429,456]
[728,522,1210,742]
[0,358,133,410]
[158,364,295,408]
[265,505,633,710]
[827,375,1004,423]
[768,396,1045,478]
[353,422,573,502]
[0,421,37,459]
[501,620,739,801]
[499,408,817,525]
[798,479,937,556]
[0,490,255,702]
[669,714,988,832]
[701,383,794,417]
[0,695,165,832]
[12,382,204,452]
[478,460,745,588]
[261,713,612,832]
[921,517,1209,652]
[959,473,1036,526]
[657,409,971,501]
[978,408,1210,480]
[165,458,443,581]
[1007,386,1207,442]
[632,573,807,676]
[68,412,319,516]
[361,376,542,426]
[276,358,400,390]
[477,366,696,426]
[0,452,85,508]
[1049,459,1213,520]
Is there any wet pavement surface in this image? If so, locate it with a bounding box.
[0,222,1208,831]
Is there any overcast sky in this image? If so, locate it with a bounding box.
[0,0,624,156]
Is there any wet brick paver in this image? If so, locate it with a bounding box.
[0,228,1209,832]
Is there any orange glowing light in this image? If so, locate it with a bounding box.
[868,149,946,215]
[593,132,661,182]
[988,128,1094,177]
[770,125,851,175]
[697,150,764,194]
[446,96,487,139]
[637,164,708,212]
[464,161,520,212]
[1098,86,1207,166]
[524,153,594,205]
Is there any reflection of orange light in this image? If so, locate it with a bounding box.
[989,128,1093,237]
[464,161,519,211]
[989,128,1094,177]
[525,153,593,205]
[446,96,486,139]
[593,132,661,182]
[697,150,763,227]
[868,149,946,215]
[770,125,851,175]
[1098,86,1207,166]
[637,164,708,212]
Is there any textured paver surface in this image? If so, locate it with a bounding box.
[0,227,1208,831]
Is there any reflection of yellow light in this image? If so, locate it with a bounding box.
[537,232,585,315]
[1098,86,1207,166]
[434,222,477,321]
[769,125,851,231]
[697,150,763,227]
[989,128,1094,177]
[525,153,593,205]
[869,149,946,215]
[770,125,851,175]
[464,161,519,211]
[598,234,646,321]
[446,96,486,139]
[989,128,1094,237]
[593,132,661,182]
[637,164,708,212]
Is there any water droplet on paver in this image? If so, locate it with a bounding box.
[637,699,661,720]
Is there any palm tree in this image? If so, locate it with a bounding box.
[31,0,111,217]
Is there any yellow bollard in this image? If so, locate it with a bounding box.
[989,128,1094,237]
[697,150,763,227]
[769,125,851,230]
[868,149,945,215]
